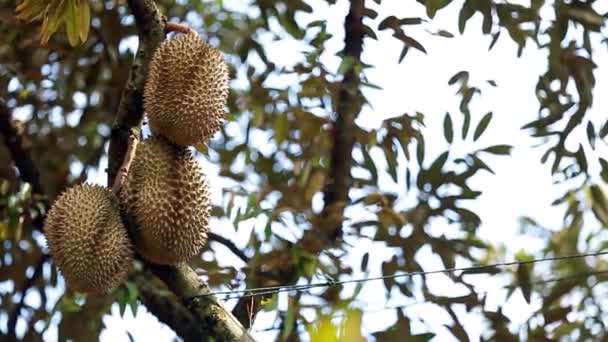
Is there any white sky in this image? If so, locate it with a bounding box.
[14,0,604,341]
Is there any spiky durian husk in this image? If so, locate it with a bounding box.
[44,184,132,294]
[144,32,229,146]
[120,137,210,264]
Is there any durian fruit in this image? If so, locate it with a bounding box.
[144,31,229,146]
[44,184,132,294]
[120,137,210,264]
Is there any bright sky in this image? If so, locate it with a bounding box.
[19,0,605,341]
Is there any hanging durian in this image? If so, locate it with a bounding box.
[120,137,210,264]
[44,184,133,294]
[144,31,229,146]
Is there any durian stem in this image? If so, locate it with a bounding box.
[165,22,194,35]
[111,129,139,194]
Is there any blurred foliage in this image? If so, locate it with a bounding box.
[1,0,607,341]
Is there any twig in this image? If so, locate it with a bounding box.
[111,130,138,194]
[6,254,49,340]
[209,232,250,263]
[165,22,194,35]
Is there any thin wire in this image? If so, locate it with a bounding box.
[253,268,608,332]
[193,251,608,301]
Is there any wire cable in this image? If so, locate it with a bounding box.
[192,250,608,301]
[253,268,608,332]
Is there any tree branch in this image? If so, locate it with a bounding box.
[0,98,44,196]
[107,0,165,186]
[232,0,366,326]
[209,232,250,263]
[147,262,255,341]
[6,254,49,341]
[322,0,364,239]
[133,272,206,341]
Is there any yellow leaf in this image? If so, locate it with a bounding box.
[65,0,79,46]
[77,0,91,43]
[0,222,8,240]
[40,0,66,44]
[15,0,47,22]
[340,309,364,342]
[304,168,325,202]
[308,315,339,342]
[273,113,288,144]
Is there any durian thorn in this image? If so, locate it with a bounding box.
[165,22,195,35]
[111,129,139,194]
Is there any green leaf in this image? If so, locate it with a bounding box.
[58,295,82,313]
[473,112,493,141]
[416,134,425,165]
[360,252,369,271]
[544,306,572,325]
[117,289,128,317]
[400,17,424,25]
[448,71,469,85]
[363,7,378,19]
[397,33,427,54]
[436,29,454,38]
[599,120,608,139]
[462,111,471,139]
[481,144,512,155]
[489,31,501,50]
[428,151,449,174]
[516,263,532,303]
[362,24,377,40]
[398,45,409,63]
[426,0,452,18]
[281,298,296,340]
[362,146,378,184]
[273,113,288,144]
[337,56,355,74]
[260,294,278,311]
[458,0,476,33]
[443,112,454,143]
[127,282,139,316]
[599,158,608,183]
[586,121,596,149]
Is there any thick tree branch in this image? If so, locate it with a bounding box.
[109,1,254,340]
[232,0,366,326]
[147,262,254,341]
[134,272,206,341]
[0,98,44,196]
